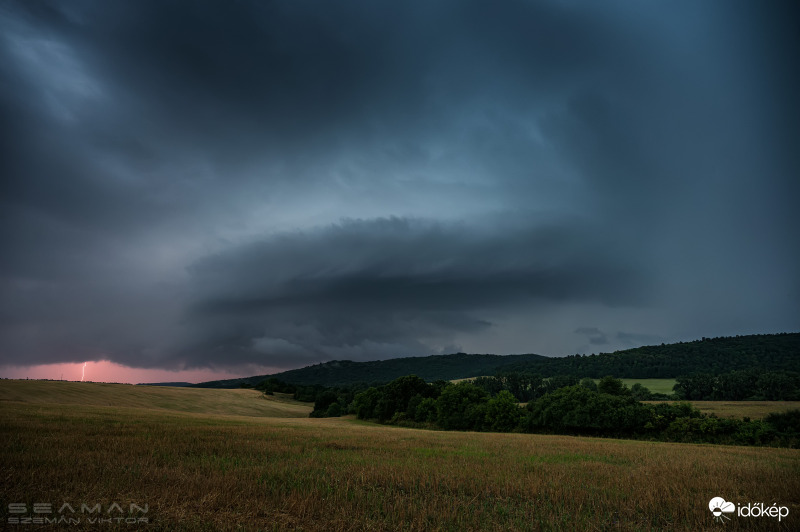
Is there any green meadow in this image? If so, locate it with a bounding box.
[615,378,677,395]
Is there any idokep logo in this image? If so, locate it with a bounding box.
[709,497,735,523]
[709,496,790,524]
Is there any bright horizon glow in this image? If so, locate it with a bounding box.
[0,360,282,384]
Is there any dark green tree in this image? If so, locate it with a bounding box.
[351,387,381,419]
[757,372,800,400]
[311,390,339,417]
[525,385,648,435]
[473,376,504,396]
[436,382,489,431]
[673,373,715,400]
[375,375,433,421]
[485,390,523,432]
[715,370,759,400]
[597,376,630,396]
[414,397,438,423]
[629,383,653,401]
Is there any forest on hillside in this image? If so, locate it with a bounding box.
[499,333,800,378]
[195,333,799,388]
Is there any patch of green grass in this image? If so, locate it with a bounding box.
[614,378,677,395]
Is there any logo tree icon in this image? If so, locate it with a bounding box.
[709,497,736,523]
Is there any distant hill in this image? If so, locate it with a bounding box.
[191,353,549,388]
[192,332,800,388]
[499,333,800,378]
[137,382,192,387]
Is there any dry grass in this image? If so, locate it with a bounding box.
[450,377,484,383]
[0,379,311,417]
[645,400,800,420]
[1,381,798,531]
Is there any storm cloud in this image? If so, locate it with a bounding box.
[1,0,797,371]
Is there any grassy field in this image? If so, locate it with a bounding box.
[0,379,311,417]
[1,381,798,531]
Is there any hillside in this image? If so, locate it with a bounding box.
[192,352,550,388]
[192,332,800,388]
[499,332,800,378]
[0,380,311,417]
[138,381,192,387]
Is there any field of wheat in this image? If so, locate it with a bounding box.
[1,380,798,531]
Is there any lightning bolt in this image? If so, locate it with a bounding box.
[81,362,87,382]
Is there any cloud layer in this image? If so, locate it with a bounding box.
[1,0,797,371]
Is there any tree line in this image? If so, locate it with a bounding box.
[253,373,800,448]
[345,375,799,447]
[673,370,800,400]
[471,373,673,402]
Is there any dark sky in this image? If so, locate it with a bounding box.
[1,0,798,373]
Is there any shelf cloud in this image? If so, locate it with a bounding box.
[1,0,797,372]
